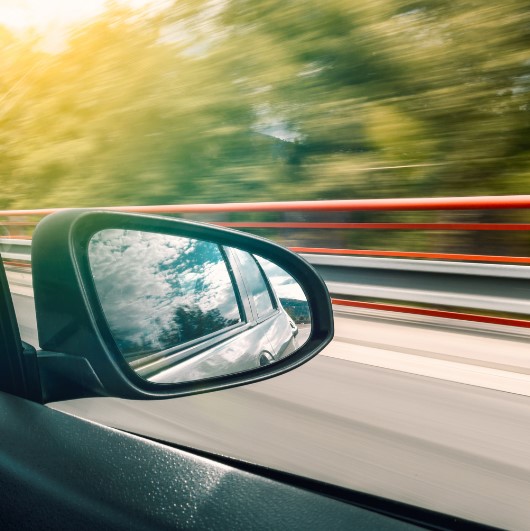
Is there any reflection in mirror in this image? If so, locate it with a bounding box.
[88,229,311,384]
[255,255,311,344]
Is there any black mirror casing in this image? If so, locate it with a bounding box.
[32,210,333,401]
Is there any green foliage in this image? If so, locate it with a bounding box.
[1,0,529,215]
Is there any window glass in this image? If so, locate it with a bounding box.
[233,249,275,318]
[256,257,311,325]
[89,230,242,358]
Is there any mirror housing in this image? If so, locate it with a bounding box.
[32,210,333,401]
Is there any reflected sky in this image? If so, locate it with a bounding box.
[89,229,242,357]
[232,249,275,319]
[256,256,307,301]
[256,256,310,325]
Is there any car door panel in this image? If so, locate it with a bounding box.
[0,390,417,531]
[147,322,276,383]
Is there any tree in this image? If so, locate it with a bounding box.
[1,0,529,255]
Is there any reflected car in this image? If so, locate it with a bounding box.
[88,229,310,384]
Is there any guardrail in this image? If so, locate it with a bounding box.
[0,239,31,266]
[2,195,530,328]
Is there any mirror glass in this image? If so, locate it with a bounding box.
[88,229,311,383]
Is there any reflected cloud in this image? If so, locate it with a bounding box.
[88,229,311,385]
[256,256,310,324]
[89,230,241,357]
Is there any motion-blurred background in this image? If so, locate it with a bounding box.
[1,0,529,254]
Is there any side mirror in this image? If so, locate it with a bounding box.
[32,210,333,401]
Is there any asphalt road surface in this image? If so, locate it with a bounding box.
[9,278,530,529]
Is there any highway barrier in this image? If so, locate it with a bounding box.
[2,195,530,327]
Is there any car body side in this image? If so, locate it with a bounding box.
[136,246,299,383]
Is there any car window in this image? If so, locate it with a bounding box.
[232,249,276,319]
[89,230,242,358]
[256,256,311,325]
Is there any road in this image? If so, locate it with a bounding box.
[8,280,530,529]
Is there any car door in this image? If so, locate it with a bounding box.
[229,248,299,361]
[0,216,487,530]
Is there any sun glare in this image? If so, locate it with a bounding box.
[0,0,166,40]
[0,0,102,30]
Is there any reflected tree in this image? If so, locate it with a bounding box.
[157,305,240,348]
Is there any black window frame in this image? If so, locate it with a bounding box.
[228,248,279,325]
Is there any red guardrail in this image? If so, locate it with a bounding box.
[2,195,530,326]
[331,299,530,329]
[2,195,530,263]
[291,248,530,265]
[1,194,530,217]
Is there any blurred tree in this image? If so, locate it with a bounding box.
[0,0,529,253]
[218,0,530,198]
